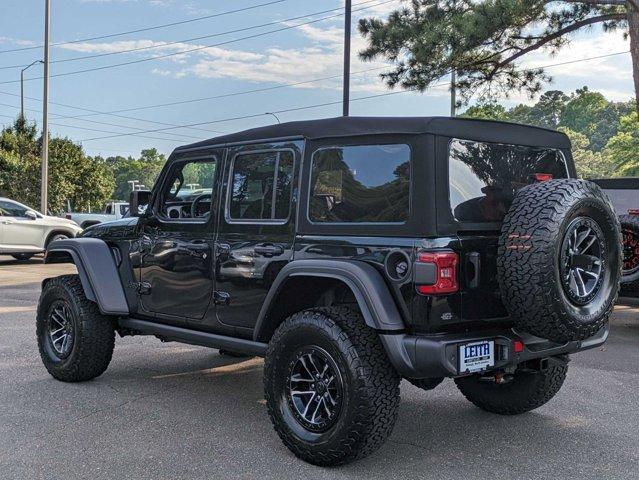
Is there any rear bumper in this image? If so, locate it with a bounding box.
[380,324,609,379]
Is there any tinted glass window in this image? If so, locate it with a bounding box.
[0,200,28,217]
[309,144,411,223]
[158,159,217,220]
[229,151,294,221]
[449,139,568,223]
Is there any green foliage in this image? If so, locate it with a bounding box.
[460,103,508,120]
[461,87,637,179]
[558,127,619,179]
[358,1,635,106]
[603,112,639,175]
[0,117,115,213]
[107,148,166,201]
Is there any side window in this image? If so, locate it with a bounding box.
[104,204,112,214]
[309,144,411,223]
[0,200,28,218]
[448,139,568,223]
[228,150,294,221]
[157,158,217,221]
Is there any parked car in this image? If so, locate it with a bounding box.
[0,197,82,261]
[591,178,639,294]
[65,201,129,229]
[39,117,620,466]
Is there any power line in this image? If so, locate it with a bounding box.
[0,0,396,84]
[50,66,391,120]
[0,89,227,135]
[78,84,447,142]
[0,100,208,141]
[0,103,200,142]
[77,49,633,142]
[0,0,388,70]
[0,0,289,55]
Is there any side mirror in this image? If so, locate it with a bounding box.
[129,190,152,217]
[24,210,37,220]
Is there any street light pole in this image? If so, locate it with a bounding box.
[342,0,352,117]
[41,0,50,214]
[20,60,43,120]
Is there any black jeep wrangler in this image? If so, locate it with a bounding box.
[38,117,621,466]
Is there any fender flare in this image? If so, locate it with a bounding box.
[44,238,129,316]
[253,259,405,341]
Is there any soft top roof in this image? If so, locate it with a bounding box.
[176,116,571,152]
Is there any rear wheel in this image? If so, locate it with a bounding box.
[264,307,400,466]
[37,274,115,382]
[11,253,34,261]
[47,233,69,246]
[454,357,568,415]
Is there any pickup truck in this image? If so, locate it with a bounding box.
[64,202,129,229]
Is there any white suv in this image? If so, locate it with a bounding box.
[0,198,82,261]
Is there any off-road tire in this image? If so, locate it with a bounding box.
[454,357,568,415]
[37,274,115,382]
[619,215,639,296]
[407,377,444,391]
[264,306,400,466]
[498,179,621,343]
[11,253,34,261]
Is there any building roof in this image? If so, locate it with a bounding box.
[176,116,572,152]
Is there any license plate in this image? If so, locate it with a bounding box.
[459,340,495,374]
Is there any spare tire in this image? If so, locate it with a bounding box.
[498,179,621,343]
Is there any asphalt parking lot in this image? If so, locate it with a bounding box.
[1,256,638,479]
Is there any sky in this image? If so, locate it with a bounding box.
[0,0,634,158]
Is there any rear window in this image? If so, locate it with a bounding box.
[309,144,411,223]
[449,139,568,223]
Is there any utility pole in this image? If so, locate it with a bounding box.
[20,60,43,120]
[450,70,457,117]
[342,0,352,117]
[41,0,50,214]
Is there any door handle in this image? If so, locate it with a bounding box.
[253,244,284,257]
[215,242,231,260]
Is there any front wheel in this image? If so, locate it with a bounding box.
[264,307,400,466]
[37,274,115,382]
[454,357,568,415]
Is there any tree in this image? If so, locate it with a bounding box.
[603,111,639,174]
[0,118,114,213]
[358,1,639,111]
[109,148,166,201]
[560,87,629,150]
[460,102,509,120]
[508,90,570,129]
[558,127,620,178]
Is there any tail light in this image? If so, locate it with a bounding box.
[533,173,553,182]
[415,251,459,295]
[628,209,639,216]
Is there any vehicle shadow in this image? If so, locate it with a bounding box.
[0,255,44,266]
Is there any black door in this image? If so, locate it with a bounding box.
[214,142,301,332]
[138,152,222,321]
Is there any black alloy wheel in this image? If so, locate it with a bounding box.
[286,346,343,433]
[560,217,606,305]
[46,300,75,359]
